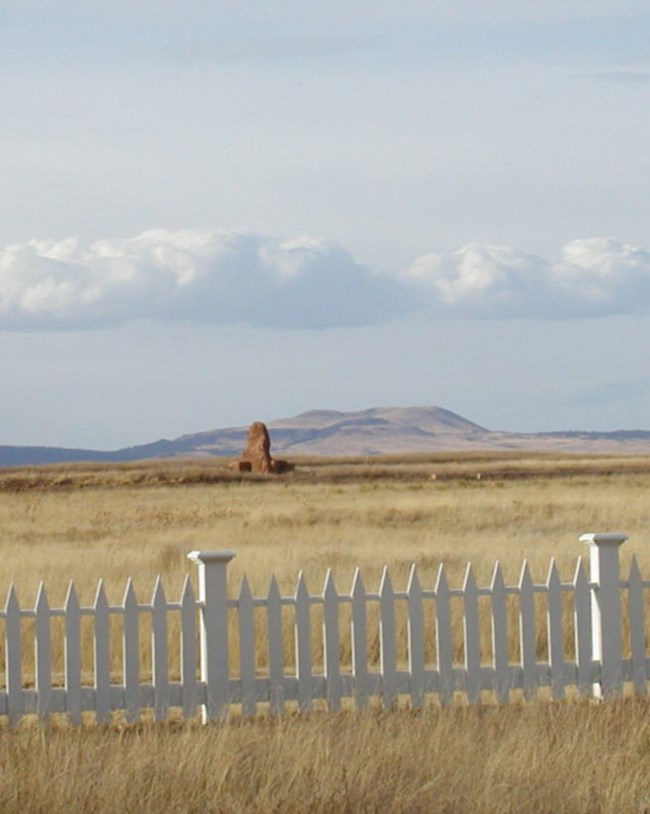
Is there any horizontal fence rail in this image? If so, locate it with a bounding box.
[0,532,647,725]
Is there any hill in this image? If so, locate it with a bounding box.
[1,406,650,466]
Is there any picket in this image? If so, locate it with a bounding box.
[379,567,397,706]
[180,575,197,718]
[152,578,169,721]
[573,558,592,696]
[34,583,51,720]
[406,564,425,708]
[0,531,643,725]
[518,561,536,700]
[491,563,509,702]
[627,557,646,695]
[350,568,368,708]
[547,561,565,700]
[93,581,111,723]
[462,565,480,703]
[435,564,453,704]
[294,572,312,712]
[179,576,196,718]
[237,575,256,716]
[122,579,139,723]
[323,571,341,711]
[267,575,284,714]
[64,581,82,725]
[5,585,23,725]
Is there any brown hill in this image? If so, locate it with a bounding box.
[1,406,650,466]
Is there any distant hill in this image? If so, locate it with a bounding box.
[1,405,650,467]
[263,406,491,455]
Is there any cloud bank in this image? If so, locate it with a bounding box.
[0,229,402,331]
[1,229,649,330]
[401,238,650,319]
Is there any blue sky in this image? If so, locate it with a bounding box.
[1,1,649,448]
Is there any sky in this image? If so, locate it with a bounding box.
[1,1,649,449]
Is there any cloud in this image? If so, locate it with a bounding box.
[0,228,403,331]
[2,229,650,331]
[401,237,650,319]
[401,244,553,318]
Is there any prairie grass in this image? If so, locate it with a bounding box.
[2,702,650,813]
[0,455,649,679]
[2,453,648,598]
[0,454,649,812]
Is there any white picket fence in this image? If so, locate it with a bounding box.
[0,532,647,725]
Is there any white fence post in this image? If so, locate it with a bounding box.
[187,550,236,722]
[580,532,628,699]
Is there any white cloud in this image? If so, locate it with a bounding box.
[2,229,650,330]
[402,244,552,317]
[402,237,650,319]
[0,228,402,330]
[551,238,650,315]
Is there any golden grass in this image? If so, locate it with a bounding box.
[2,452,649,599]
[1,454,649,678]
[1,453,649,812]
[2,702,650,813]
[2,449,650,493]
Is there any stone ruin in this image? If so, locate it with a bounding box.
[229,421,293,474]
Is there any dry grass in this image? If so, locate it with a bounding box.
[2,702,650,813]
[2,452,649,600]
[1,455,649,676]
[0,453,649,812]
[2,449,650,493]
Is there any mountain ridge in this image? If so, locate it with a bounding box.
[1,405,650,467]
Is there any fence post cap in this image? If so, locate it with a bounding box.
[187,550,236,565]
[579,533,628,547]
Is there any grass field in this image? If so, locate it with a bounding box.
[0,451,649,812]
